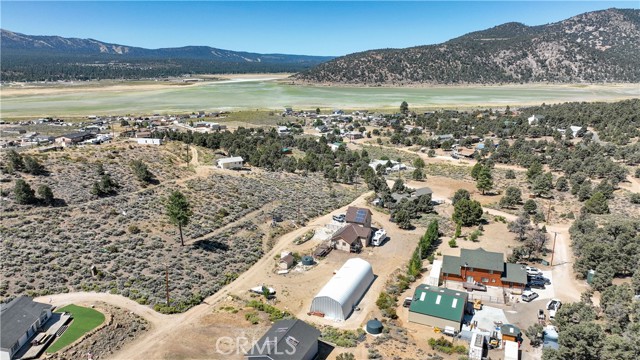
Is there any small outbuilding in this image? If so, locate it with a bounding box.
[279,252,294,270]
[424,259,442,286]
[309,258,374,321]
[501,324,522,343]
[216,156,244,170]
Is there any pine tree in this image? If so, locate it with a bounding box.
[37,185,55,206]
[14,179,36,205]
[476,166,493,195]
[166,190,193,246]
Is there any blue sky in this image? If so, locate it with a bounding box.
[2,1,638,56]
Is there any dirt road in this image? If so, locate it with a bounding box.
[34,292,170,325]
[104,191,375,359]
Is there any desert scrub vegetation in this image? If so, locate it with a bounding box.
[319,327,365,347]
[246,300,292,322]
[2,144,192,210]
[0,153,359,311]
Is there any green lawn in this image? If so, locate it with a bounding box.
[46,305,105,353]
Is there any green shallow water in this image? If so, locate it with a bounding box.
[2,79,639,117]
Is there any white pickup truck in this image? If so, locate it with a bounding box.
[371,229,387,246]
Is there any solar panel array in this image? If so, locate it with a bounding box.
[355,209,367,223]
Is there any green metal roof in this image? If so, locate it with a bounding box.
[501,263,528,284]
[460,248,504,272]
[442,255,462,276]
[409,284,468,322]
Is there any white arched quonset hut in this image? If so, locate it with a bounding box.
[310,258,374,321]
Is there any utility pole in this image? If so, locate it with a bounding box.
[546,200,552,224]
[550,232,558,266]
[186,142,190,164]
[165,264,170,305]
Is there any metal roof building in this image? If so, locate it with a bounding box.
[245,319,320,360]
[309,258,374,321]
[408,284,468,331]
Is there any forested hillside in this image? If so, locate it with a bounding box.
[0,29,332,81]
[296,8,640,84]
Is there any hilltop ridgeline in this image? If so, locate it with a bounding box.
[295,8,640,85]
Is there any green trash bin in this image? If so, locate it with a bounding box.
[540,260,549,266]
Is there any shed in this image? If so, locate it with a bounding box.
[279,252,294,270]
[366,319,383,335]
[504,340,520,360]
[425,260,442,286]
[309,258,374,321]
[501,324,521,342]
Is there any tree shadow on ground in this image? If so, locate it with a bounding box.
[192,239,229,252]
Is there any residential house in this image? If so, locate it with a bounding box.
[1,296,53,360]
[527,115,544,126]
[55,132,93,146]
[433,134,455,141]
[136,138,163,145]
[344,131,364,140]
[216,157,244,170]
[408,285,469,331]
[315,125,329,133]
[245,319,320,360]
[331,207,373,252]
[277,126,291,136]
[442,248,527,290]
[328,143,344,152]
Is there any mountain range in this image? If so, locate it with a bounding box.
[295,8,640,85]
[0,29,333,81]
[3,8,640,84]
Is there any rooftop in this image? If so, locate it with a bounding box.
[1,296,52,350]
[409,285,468,322]
[246,319,320,360]
[331,223,372,245]
[460,248,504,272]
[501,263,528,285]
[217,156,244,164]
[345,206,371,226]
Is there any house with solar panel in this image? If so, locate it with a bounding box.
[331,207,373,252]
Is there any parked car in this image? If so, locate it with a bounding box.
[463,281,487,292]
[528,280,546,289]
[332,213,346,222]
[529,274,551,285]
[403,297,413,308]
[525,266,542,276]
[522,290,539,302]
[547,299,562,319]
